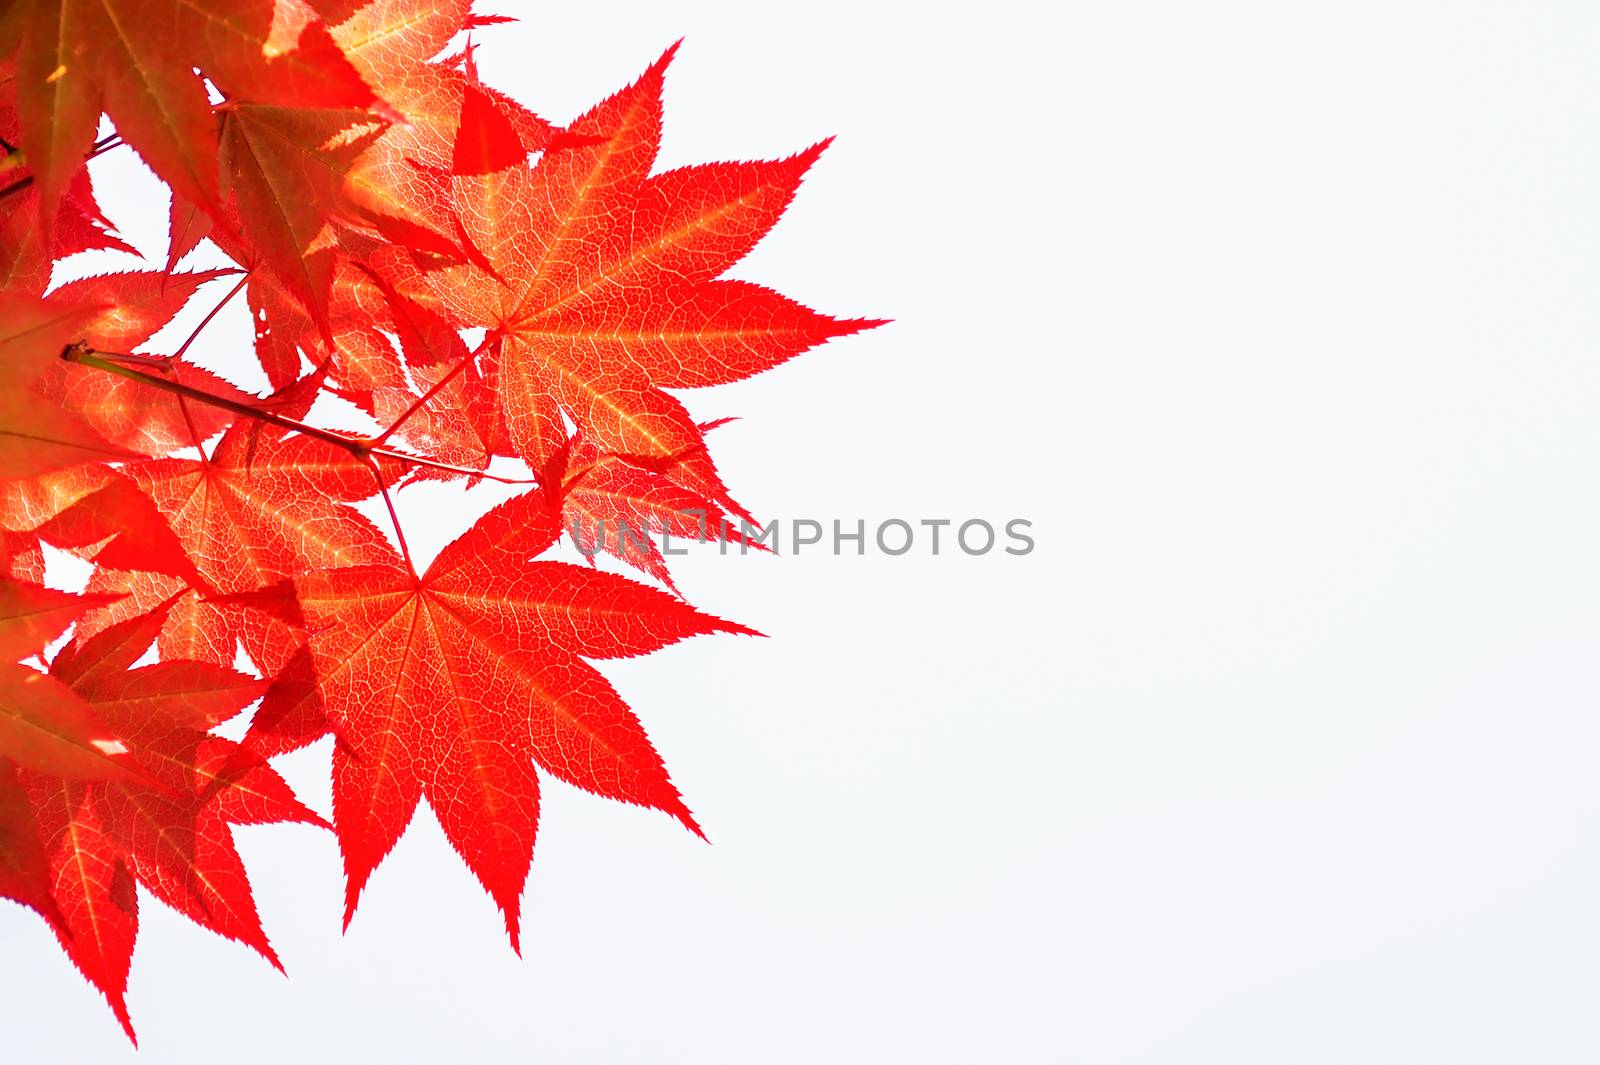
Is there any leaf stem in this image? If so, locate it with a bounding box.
[85,135,123,161]
[176,396,211,464]
[171,271,250,363]
[363,456,415,577]
[371,332,497,448]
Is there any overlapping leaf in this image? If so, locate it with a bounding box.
[0,1,878,1043]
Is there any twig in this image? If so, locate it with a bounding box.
[62,343,537,486]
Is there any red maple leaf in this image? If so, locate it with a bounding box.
[298,488,752,946]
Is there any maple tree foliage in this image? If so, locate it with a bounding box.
[0,0,879,1042]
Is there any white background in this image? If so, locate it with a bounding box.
[5,1,1600,1061]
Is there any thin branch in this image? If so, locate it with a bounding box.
[62,343,538,486]
[371,448,532,483]
[65,344,363,451]
[83,350,173,370]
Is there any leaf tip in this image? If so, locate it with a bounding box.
[675,803,708,843]
[718,617,766,640]
[341,876,364,933]
[103,988,137,1046]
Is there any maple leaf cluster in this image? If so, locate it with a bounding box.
[0,0,878,1041]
